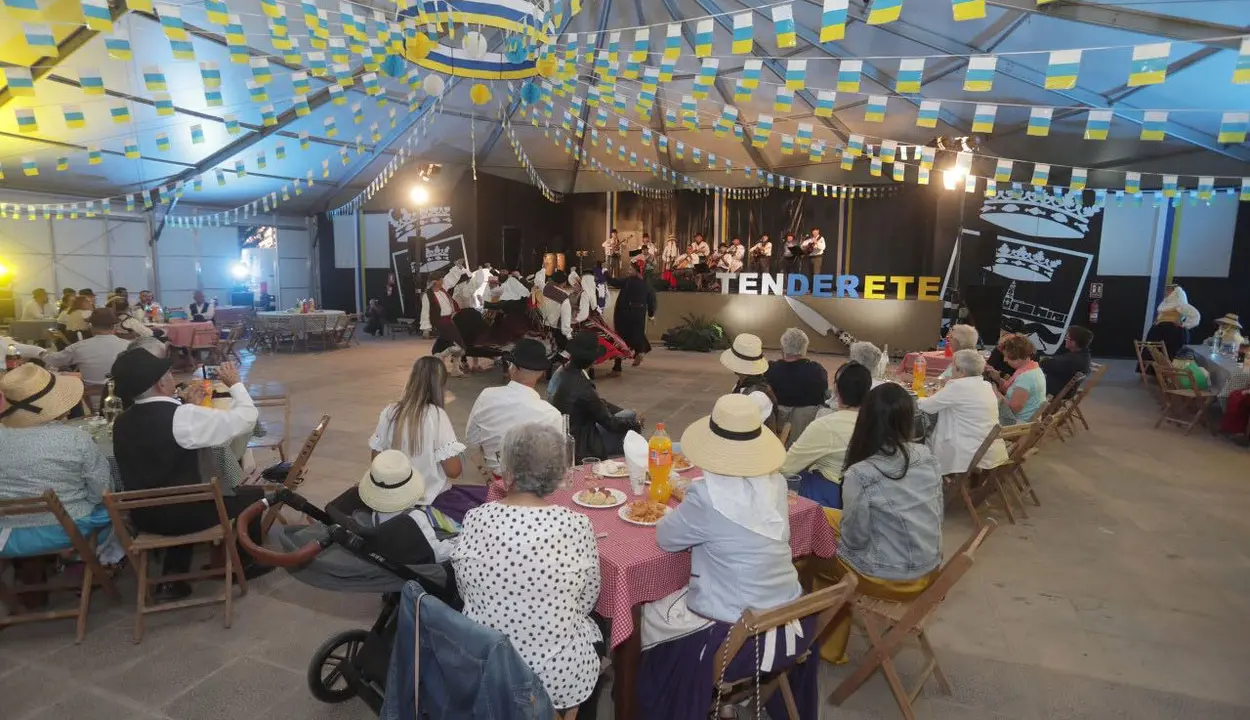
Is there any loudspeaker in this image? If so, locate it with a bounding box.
[963,284,1005,343]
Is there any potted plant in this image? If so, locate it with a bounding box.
[661,314,729,353]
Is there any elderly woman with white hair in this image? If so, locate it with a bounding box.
[765,328,829,446]
[938,324,980,381]
[451,422,603,713]
[915,349,1008,476]
[849,341,888,386]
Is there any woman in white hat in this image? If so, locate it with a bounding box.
[637,393,815,719]
[358,449,458,562]
[1210,313,1244,355]
[721,333,778,430]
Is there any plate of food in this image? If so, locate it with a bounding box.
[618,499,671,527]
[594,459,630,478]
[672,453,694,472]
[572,486,627,509]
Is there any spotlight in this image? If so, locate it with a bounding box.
[230,262,250,280]
[0,260,11,281]
[942,170,962,191]
[410,185,430,206]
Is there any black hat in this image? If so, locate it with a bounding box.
[506,338,550,371]
[550,270,569,285]
[567,331,605,365]
[110,347,174,401]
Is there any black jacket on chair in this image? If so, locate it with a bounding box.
[551,369,641,459]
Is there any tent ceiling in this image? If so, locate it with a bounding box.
[0,0,1246,215]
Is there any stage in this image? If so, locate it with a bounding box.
[605,288,943,354]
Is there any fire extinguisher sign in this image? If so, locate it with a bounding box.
[1088,282,1104,299]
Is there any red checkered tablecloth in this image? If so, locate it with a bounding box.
[901,350,952,376]
[485,465,838,649]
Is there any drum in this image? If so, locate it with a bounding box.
[542,253,556,276]
[556,252,566,271]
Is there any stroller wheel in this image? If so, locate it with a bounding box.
[308,629,370,703]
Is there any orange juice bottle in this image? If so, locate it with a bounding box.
[200,380,215,408]
[647,423,673,504]
[912,354,927,392]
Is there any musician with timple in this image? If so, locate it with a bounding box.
[800,227,827,276]
[717,237,746,273]
[748,233,773,272]
[781,231,801,272]
[673,245,700,274]
[690,232,711,259]
[602,228,621,274]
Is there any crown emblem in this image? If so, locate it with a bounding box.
[992,243,1063,282]
[980,191,1100,240]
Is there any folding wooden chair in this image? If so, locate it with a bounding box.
[338,314,359,347]
[830,521,998,720]
[1143,343,1174,401]
[216,323,245,363]
[1056,362,1107,437]
[1154,364,1217,435]
[982,419,1050,523]
[1037,373,1085,444]
[248,393,291,462]
[103,479,248,643]
[249,415,331,533]
[943,424,1003,529]
[712,575,859,719]
[1133,340,1168,388]
[0,492,121,643]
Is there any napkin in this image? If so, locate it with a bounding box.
[748,391,773,422]
[623,430,648,477]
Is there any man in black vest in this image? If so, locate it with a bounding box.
[110,351,270,602]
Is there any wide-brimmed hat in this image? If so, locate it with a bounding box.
[680,394,785,478]
[110,347,173,401]
[720,333,769,375]
[507,338,550,371]
[358,450,426,513]
[1216,313,1242,329]
[0,365,84,428]
[567,331,605,365]
[89,307,118,327]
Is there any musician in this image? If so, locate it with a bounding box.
[661,234,680,271]
[748,234,773,272]
[603,228,622,274]
[801,228,826,276]
[674,247,699,274]
[690,233,711,259]
[782,232,801,272]
[718,237,746,274]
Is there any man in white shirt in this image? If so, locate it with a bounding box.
[188,291,216,322]
[801,228,826,276]
[661,235,680,271]
[20,288,57,320]
[573,271,596,325]
[724,237,746,273]
[465,339,562,477]
[539,271,573,351]
[690,233,711,259]
[916,349,1009,476]
[420,274,465,376]
[603,228,621,274]
[45,308,130,386]
[748,234,773,272]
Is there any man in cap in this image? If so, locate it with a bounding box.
[109,352,269,601]
[466,338,562,478]
[45,308,130,387]
[551,331,642,458]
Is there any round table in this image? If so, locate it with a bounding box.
[151,321,216,347]
[255,310,345,339]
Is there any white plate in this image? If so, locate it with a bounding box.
[572,487,627,509]
[594,460,630,478]
[618,503,672,527]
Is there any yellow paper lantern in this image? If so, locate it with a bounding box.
[408,33,433,61]
[535,55,557,78]
[470,83,492,105]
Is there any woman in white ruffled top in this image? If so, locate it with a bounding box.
[369,356,465,505]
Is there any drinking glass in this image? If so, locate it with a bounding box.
[581,457,601,493]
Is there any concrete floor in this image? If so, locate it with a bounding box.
[3,334,1250,720]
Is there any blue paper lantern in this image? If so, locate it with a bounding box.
[520,80,541,105]
[504,35,530,64]
[382,54,407,78]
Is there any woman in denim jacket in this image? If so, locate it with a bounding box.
[814,383,943,664]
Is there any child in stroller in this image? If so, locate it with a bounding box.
[237,455,462,716]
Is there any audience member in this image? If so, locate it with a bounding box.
[452,422,603,712]
[106,296,154,338]
[56,288,77,315]
[916,349,1009,476]
[939,324,980,380]
[995,334,1046,426]
[78,289,96,306]
[20,288,57,321]
[359,450,458,563]
[57,294,94,343]
[110,353,267,601]
[465,339,562,477]
[0,365,117,561]
[552,331,642,458]
[369,356,464,508]
[782,362,872,509]
[817,383,943,664]
[46,309,130,386]
[638,394,810,718]
[721,333,778,429]
[987,317,1026,377]
[188,291,216,322]
[849,341,887,386]
[766,328,829,444]
[1042,326,1093,398]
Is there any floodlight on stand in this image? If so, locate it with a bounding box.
[0,260,11,281]
[410,185,430,206]
[231,262,250,280]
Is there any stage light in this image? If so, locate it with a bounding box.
[0,260,11,281]
[230,262,250,280]
[942,170,964,191]
[410,185,430,206]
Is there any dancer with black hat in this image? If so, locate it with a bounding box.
[551,331,643,458]
[606,258,656,372]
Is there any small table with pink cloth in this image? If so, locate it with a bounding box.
[151,321,216,348]
[901,350,953,376]
[485,463,838,720]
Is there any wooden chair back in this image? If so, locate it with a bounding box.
[190,327,219,352]
[712,574,859,687]
[944,424,1002,528]
[892,520,996,633]
[1135,340,1169,379]
[1036,372,1084,422]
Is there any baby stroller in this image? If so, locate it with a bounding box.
[236,487,461,716]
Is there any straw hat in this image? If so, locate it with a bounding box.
[358,450,427,513]
[0,365,85,428]
[680,394,785,478]
[720,333,769,376]
[1216,313,1242,329]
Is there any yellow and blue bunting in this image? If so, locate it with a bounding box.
[1235,39,1250,84]
[205,88,223,106]
[205,0,229,25]
[155,132,170,152]
[821,0,849,42]
[837,60,862,92]
[1140,111,1167,141]
[4,67,35,96]
[3,0,42,21]
[994,159,1013,182]
[865,95,887,122]
[1045,50,1081,90]
[951,0,984,21]
[964,56,996,91]
[916,100,940,128]
[695,20,713,57]
[88,146,101,165]
[1218,112,1248,144]
[867,0,902,25]
[123,138,140,159]
[225,114,240,134]
[1027,107,1053,136]
[896,58,924,94]
[143,66,166,92]
[732,12,753,54]
[1162,175,1178,197]
[1070,168,1087,192]
[752,114,772,147]
[62,104,85,129]
[1128,43,1169,86]
[190,124,205,144]
[1084,110,1112,140]
[170,38,195,60]
[815,90,835,118]
[108,101,130,123]
[773,4,796,48]
[785,59,807,91]
[775,87,794,114]
[262,105,276,126]
[693,58,717,99]
[15,108,38,134]
[972,103,997,133]
[247,81,268,103]
[157,3,188,42]
[23,23,57,54]
[251,57,273,85]
[105,32,132,60]
[21,158,39,176]
[1031,163,1050,187]
[1125,172,1141,194]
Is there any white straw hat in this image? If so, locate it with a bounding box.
[680,394,785,478]
[0,365,84,429]
[720,333,769,376]
[1215,313,1242,329]
[358,450,427,513]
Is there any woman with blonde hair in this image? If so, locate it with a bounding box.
[369,356,465,508]
[56,294,93,344]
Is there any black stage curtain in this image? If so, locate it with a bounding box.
[846,188,938,280]
[673,191,715,245]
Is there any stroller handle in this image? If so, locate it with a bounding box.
[236,499,328,567]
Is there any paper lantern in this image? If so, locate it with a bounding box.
[519,80,541,105]
[381,54,407,78]
[462,31,488,59]
[535,54,557,78]
[423,74,445,96]
[470,83,492,105]
[504,35,529,64]
[408,32,433,61]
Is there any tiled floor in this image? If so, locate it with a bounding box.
[3,334,1250,719]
